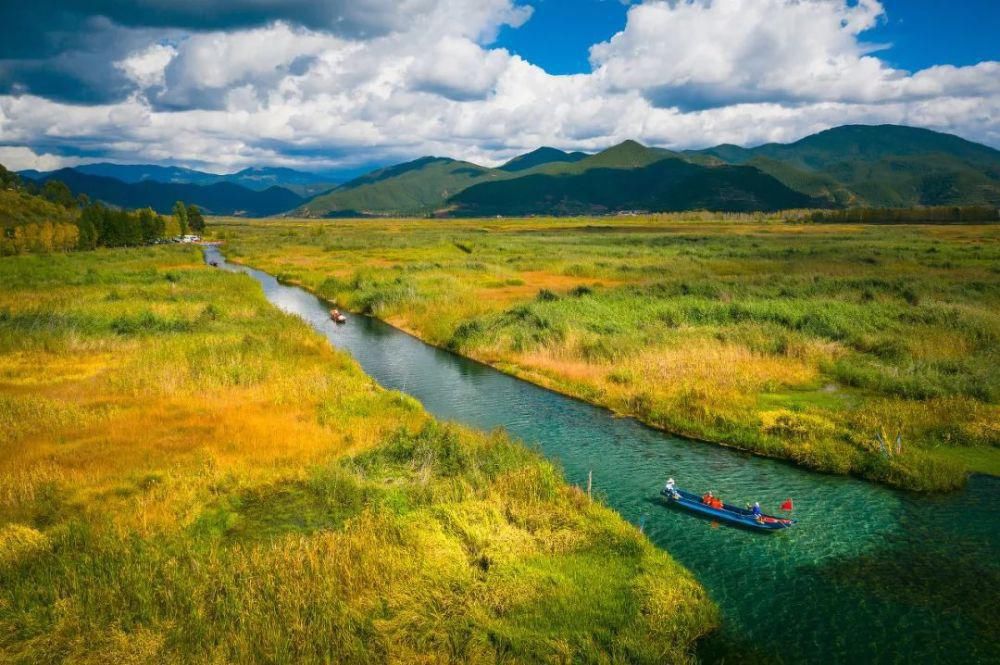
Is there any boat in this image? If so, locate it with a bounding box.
[330,309,347,324]
[661,487,795,532]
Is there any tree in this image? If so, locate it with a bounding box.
[172,201,189,236]
[78,204,105,249]
[0,164,21,190]
[42,180,76,209]
[186,204,205,233]
[164,212,181,237]
[139,208,159,243]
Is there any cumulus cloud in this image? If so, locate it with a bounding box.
[408,38,513,101]
[0,146,83,171]
[0,0,996,173]
[590,0,996,110]
[116,43,178,89]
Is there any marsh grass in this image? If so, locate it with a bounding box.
[0,245,715,663]
[215,217,1000,491]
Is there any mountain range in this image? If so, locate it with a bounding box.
[15,124,1000,218]
[299,125,1000,217]
[20,163,342,197]
[24,169,305,217]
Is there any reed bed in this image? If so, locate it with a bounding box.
[0,245,716,663]
[215,216,1000,491]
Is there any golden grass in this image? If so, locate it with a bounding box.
[0,245,716,662]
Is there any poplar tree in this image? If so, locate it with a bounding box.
[172,201,189,235]
[186,204,205,233]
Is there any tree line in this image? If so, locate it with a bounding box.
[2,164,206,255]
[809,205,999,224]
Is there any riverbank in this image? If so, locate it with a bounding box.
[213,217,1000,492]
[0,246,717,662]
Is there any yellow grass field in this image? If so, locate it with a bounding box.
[0,245,716,663]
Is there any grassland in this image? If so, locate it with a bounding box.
[214,217,1000,492]
[0,246,716,663]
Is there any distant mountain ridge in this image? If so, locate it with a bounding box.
[296,125,999,217]
[685,125,1000,207]
[16,124,1000,217]
[450,157,814,215]
[300,157,506,216]
[21,163,346,197]
[499,147,588,172]
[28,169,304,217]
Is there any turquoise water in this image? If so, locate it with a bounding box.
[207,247,999,663]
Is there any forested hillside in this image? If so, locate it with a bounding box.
[295,125,1000,217]
[1,164,205,255]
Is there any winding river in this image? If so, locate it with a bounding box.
[205,245,998,663]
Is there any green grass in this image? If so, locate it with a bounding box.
[0,245,716,663]
[213,216,1000,492]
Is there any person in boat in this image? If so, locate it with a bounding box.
[664,477,680,499]
[702,491,713,505]
[751,502,763,521]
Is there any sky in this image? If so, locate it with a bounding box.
[0,0,997,174]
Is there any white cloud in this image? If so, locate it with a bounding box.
[408,37,512,100]
[589,0,997,109]
[0,146,83,171]
[0,0,997,173]
[115,43,178,89]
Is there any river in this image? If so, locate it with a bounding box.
[205,245,998,663]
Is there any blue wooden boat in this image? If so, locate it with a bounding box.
[661,488,795,532]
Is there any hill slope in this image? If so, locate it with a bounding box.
[261,125,1000,216]
[499,147,588,172]
[299,142,692,216]
[299,157,510,216]
[689,125,1000,206]
[33,169,303,217]
[0,188,76,228]
[450,157,815,215]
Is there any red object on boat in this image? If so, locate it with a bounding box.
[781,498,794,511]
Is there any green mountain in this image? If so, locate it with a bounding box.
[299,142,706,216]
[299,157,508,216]
[688,125,1000,206]
[296,124,1000,217]
[499,147,587,172]
[449,156,815,216]
[529,140,676,176]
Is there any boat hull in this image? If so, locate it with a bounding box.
[661,489,795,532]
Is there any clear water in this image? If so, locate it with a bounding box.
[207,246,999,664]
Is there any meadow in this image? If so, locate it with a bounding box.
[214,216,1000,492]
[0,246,716,663]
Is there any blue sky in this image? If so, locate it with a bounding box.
[497,0,999,74]
[0,1,996,172]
